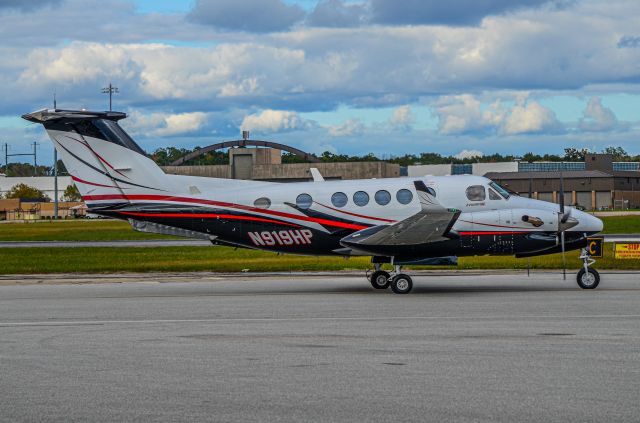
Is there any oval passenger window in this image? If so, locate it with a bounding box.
[353,191,369,207]
[296,193,313,209]
[374,190,391,205]
[396,189,413,204]
[253,197,271,209]
[331,192,348,208]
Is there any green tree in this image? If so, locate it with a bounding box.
[1,162,52,177]
[563,148,591,161]
[601,146,629,161]
[61,184,81,202]
[4,183,49,201]
[151,146,229,166]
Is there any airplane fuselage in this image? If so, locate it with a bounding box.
[89,174,601,261]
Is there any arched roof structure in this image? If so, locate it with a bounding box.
[168,139,320,166]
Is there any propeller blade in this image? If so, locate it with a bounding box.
[558,208,578,231]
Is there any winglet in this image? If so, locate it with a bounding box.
[310,167,325,182]
[413,180,444,211]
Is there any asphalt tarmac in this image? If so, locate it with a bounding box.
[1,272,639,422]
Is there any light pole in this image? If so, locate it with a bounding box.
[101,83,119,111]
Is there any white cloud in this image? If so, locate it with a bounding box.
[240,109,313,133]
[327,118,364,136]
[578,96,620,132]
[501,98,561,135]
[434,94,506,134]
[389,105,415,129]
[455,149,484,159]
[433,93,561,135]
[123,110,209,137]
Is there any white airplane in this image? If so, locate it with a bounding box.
[23,109,604,294]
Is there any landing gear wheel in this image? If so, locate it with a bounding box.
[577,268,600,289]
[370,270,391,289]
[390,274,413,294]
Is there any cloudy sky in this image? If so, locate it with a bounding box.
[1,0,640,164]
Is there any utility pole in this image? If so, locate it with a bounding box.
[101,83,119,111]
[4,143,37,175]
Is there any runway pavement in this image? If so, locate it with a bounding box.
[1,272,639,422]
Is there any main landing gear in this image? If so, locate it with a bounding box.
[577,247,600,289]
[368,264,413,294]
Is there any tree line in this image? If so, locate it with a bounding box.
[149,145,640,167]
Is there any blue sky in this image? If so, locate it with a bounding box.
[0,0,639,165]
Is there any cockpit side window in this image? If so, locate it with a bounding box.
[466,185,486,201]
[489,181,511,199]
[488,188,501,200]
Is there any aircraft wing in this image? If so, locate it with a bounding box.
[340,181,460,248]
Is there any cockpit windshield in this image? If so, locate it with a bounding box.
[489,181,511,199]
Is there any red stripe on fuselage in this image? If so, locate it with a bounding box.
[83,194,369,230]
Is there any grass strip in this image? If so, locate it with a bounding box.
[0,220,177,241]
[0,243,638,274]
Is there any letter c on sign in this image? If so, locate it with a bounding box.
[589,241,597,255]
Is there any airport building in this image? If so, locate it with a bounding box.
[409,154,640,210]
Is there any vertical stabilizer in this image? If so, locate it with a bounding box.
[22,109,175,207]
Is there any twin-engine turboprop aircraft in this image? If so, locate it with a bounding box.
[23,109,604,293]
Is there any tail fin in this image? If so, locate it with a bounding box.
[22,109,174,206]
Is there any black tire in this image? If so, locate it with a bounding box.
[390,274,413,294]
[577,268,600,289]
[370,270,391,289]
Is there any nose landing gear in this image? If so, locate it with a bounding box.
[577,248,600,289]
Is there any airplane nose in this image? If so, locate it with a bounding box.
[571,209,603,234]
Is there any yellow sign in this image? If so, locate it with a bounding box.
[586,237,603,258]
[614,243,640,259]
